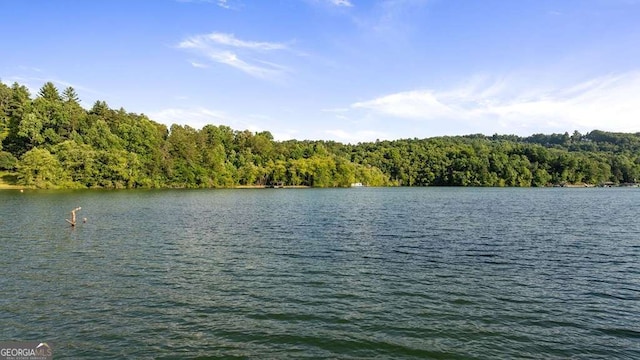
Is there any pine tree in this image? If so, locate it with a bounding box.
[37,82,61,102]
[62,86,80,104]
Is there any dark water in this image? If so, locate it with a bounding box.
[1,188,639,359]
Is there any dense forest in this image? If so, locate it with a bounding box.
[1,81,639,189]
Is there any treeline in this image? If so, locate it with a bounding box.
[0,82,389,188]
[350,135,638,187]
[1,81,639,189]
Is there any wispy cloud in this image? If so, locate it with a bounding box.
[353,90,452,119]
[149,107,228,129]
[321,107,350,113]
[328,0,353,7]
[354,0,431,37]
[189,61,209,68]
[149,106,306,141]
[176,0,241,9]
[200,33,288,50]
[351,71,640,135]
[178,32,291,79]
[216,0,231,9]
[17,65,43,73]
[149,106,272,135]
[325,129,390,144]
[307,0,354,8]
[2,74,103,100]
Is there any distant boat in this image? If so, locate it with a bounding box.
[351,182,364,187]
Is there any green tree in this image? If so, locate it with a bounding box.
[0,82,12,149]
[53,140,97,187]
[0,151,18,170]
[17,147,67,188]
[38,82,61,101]
[17,113,45,149]
[62,87,79,103]
[61,86,85,135]
[3,83,32,155]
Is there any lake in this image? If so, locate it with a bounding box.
[1,187,639,359]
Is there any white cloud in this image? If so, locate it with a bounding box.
[354,0,431,38]
[216,0,243,9]
[2,74,103,106]
[350,71,640,135]
[202,33,288,51]
[353,90,453,119]
[149,107,278,136]
[207,50,281,78]
[271,129,300,141]
[18,65,43,73]
[321,107,350,113]
[178,32,291,79]
[329,0,353,7]
[307,0,353,8]
[176,0,241,9]
[325,129,390,144]
[189,61,209,68]
[149,107,228,129]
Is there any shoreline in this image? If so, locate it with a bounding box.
[2,172,638,190]
[3,183,639,191]
[233,185,311,189]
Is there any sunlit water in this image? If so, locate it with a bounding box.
[1,188,639,359]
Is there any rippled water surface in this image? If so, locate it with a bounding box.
[1,187,639,359]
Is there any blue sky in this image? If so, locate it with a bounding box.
[2,0,640,143]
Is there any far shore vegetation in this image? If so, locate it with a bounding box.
[1,81,640,190]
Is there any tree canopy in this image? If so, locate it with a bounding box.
[1,81,639,189]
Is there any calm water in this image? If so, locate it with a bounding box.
[1,188,639,359]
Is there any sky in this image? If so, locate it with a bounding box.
[1,0,640,143]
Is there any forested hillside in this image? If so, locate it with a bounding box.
[1,81,639,189]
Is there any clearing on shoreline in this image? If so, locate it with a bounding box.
[0,171,21,189]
